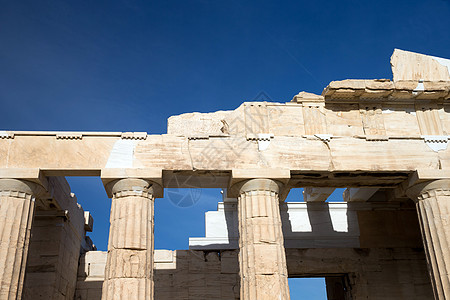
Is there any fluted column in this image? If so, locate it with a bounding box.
[407,179,450,300]
[0,179,43,299]
[102,178,157,300]
[235,178,290,300]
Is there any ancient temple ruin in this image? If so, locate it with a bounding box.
[1,49,450,299]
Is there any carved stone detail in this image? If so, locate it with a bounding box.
[245,103,269,139]
[56,133,83,140]
[0,132,14,139]
[121,132,147,140]
[359,103,386,136]
[302,102,327,134]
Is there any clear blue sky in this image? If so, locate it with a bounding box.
[1,0,449,298]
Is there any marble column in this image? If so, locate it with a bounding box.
[102,178,157,300]
[0,179,43,299]
[235,179,290,300]
[407,179,450,300]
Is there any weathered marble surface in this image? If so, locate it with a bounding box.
[75,247,433,300]
[102,179,157,300]
[1,49,450,300]
[391,49,450,82]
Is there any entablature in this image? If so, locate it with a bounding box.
[321,79,450,103]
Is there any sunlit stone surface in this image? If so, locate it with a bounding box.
[1,50,449,299]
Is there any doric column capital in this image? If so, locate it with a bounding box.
[101,168,163,198]
[0,178,47,199]
[406,179,450,202]
[231,178,283,195]
[227,168,290,199]
[105,178,163,199]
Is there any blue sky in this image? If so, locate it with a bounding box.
[1,0,449,298]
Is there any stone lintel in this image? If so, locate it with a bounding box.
[408,169,450,186]
[101,168,163,198]
[343,187,379,202]
[229,169,290,186]
[303,187,336,202]
[0,168,48,191]
[163,171,230,188]
[395,170,450,200]
[43,169,101,176]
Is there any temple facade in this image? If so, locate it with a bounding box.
[1,49,450,299]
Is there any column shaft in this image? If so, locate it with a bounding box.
[0,179,39,299]
[102,179,155,300]
[415,189,450,300]
[237,179,290,300]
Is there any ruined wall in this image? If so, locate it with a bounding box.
[75,251,106,300]
[75,201,434,299]
[22,178,94,300]
[23,213,82,299]
[190,201,423,250]
[75,250,240,300]
[287,248,433,300]
[75,247,432,300]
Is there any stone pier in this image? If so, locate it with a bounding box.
[234,179,290,300]
[0,179,44,299]
[101,178,159,300]
[408,179,450,300]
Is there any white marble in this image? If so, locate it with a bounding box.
[189,201,361,250]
